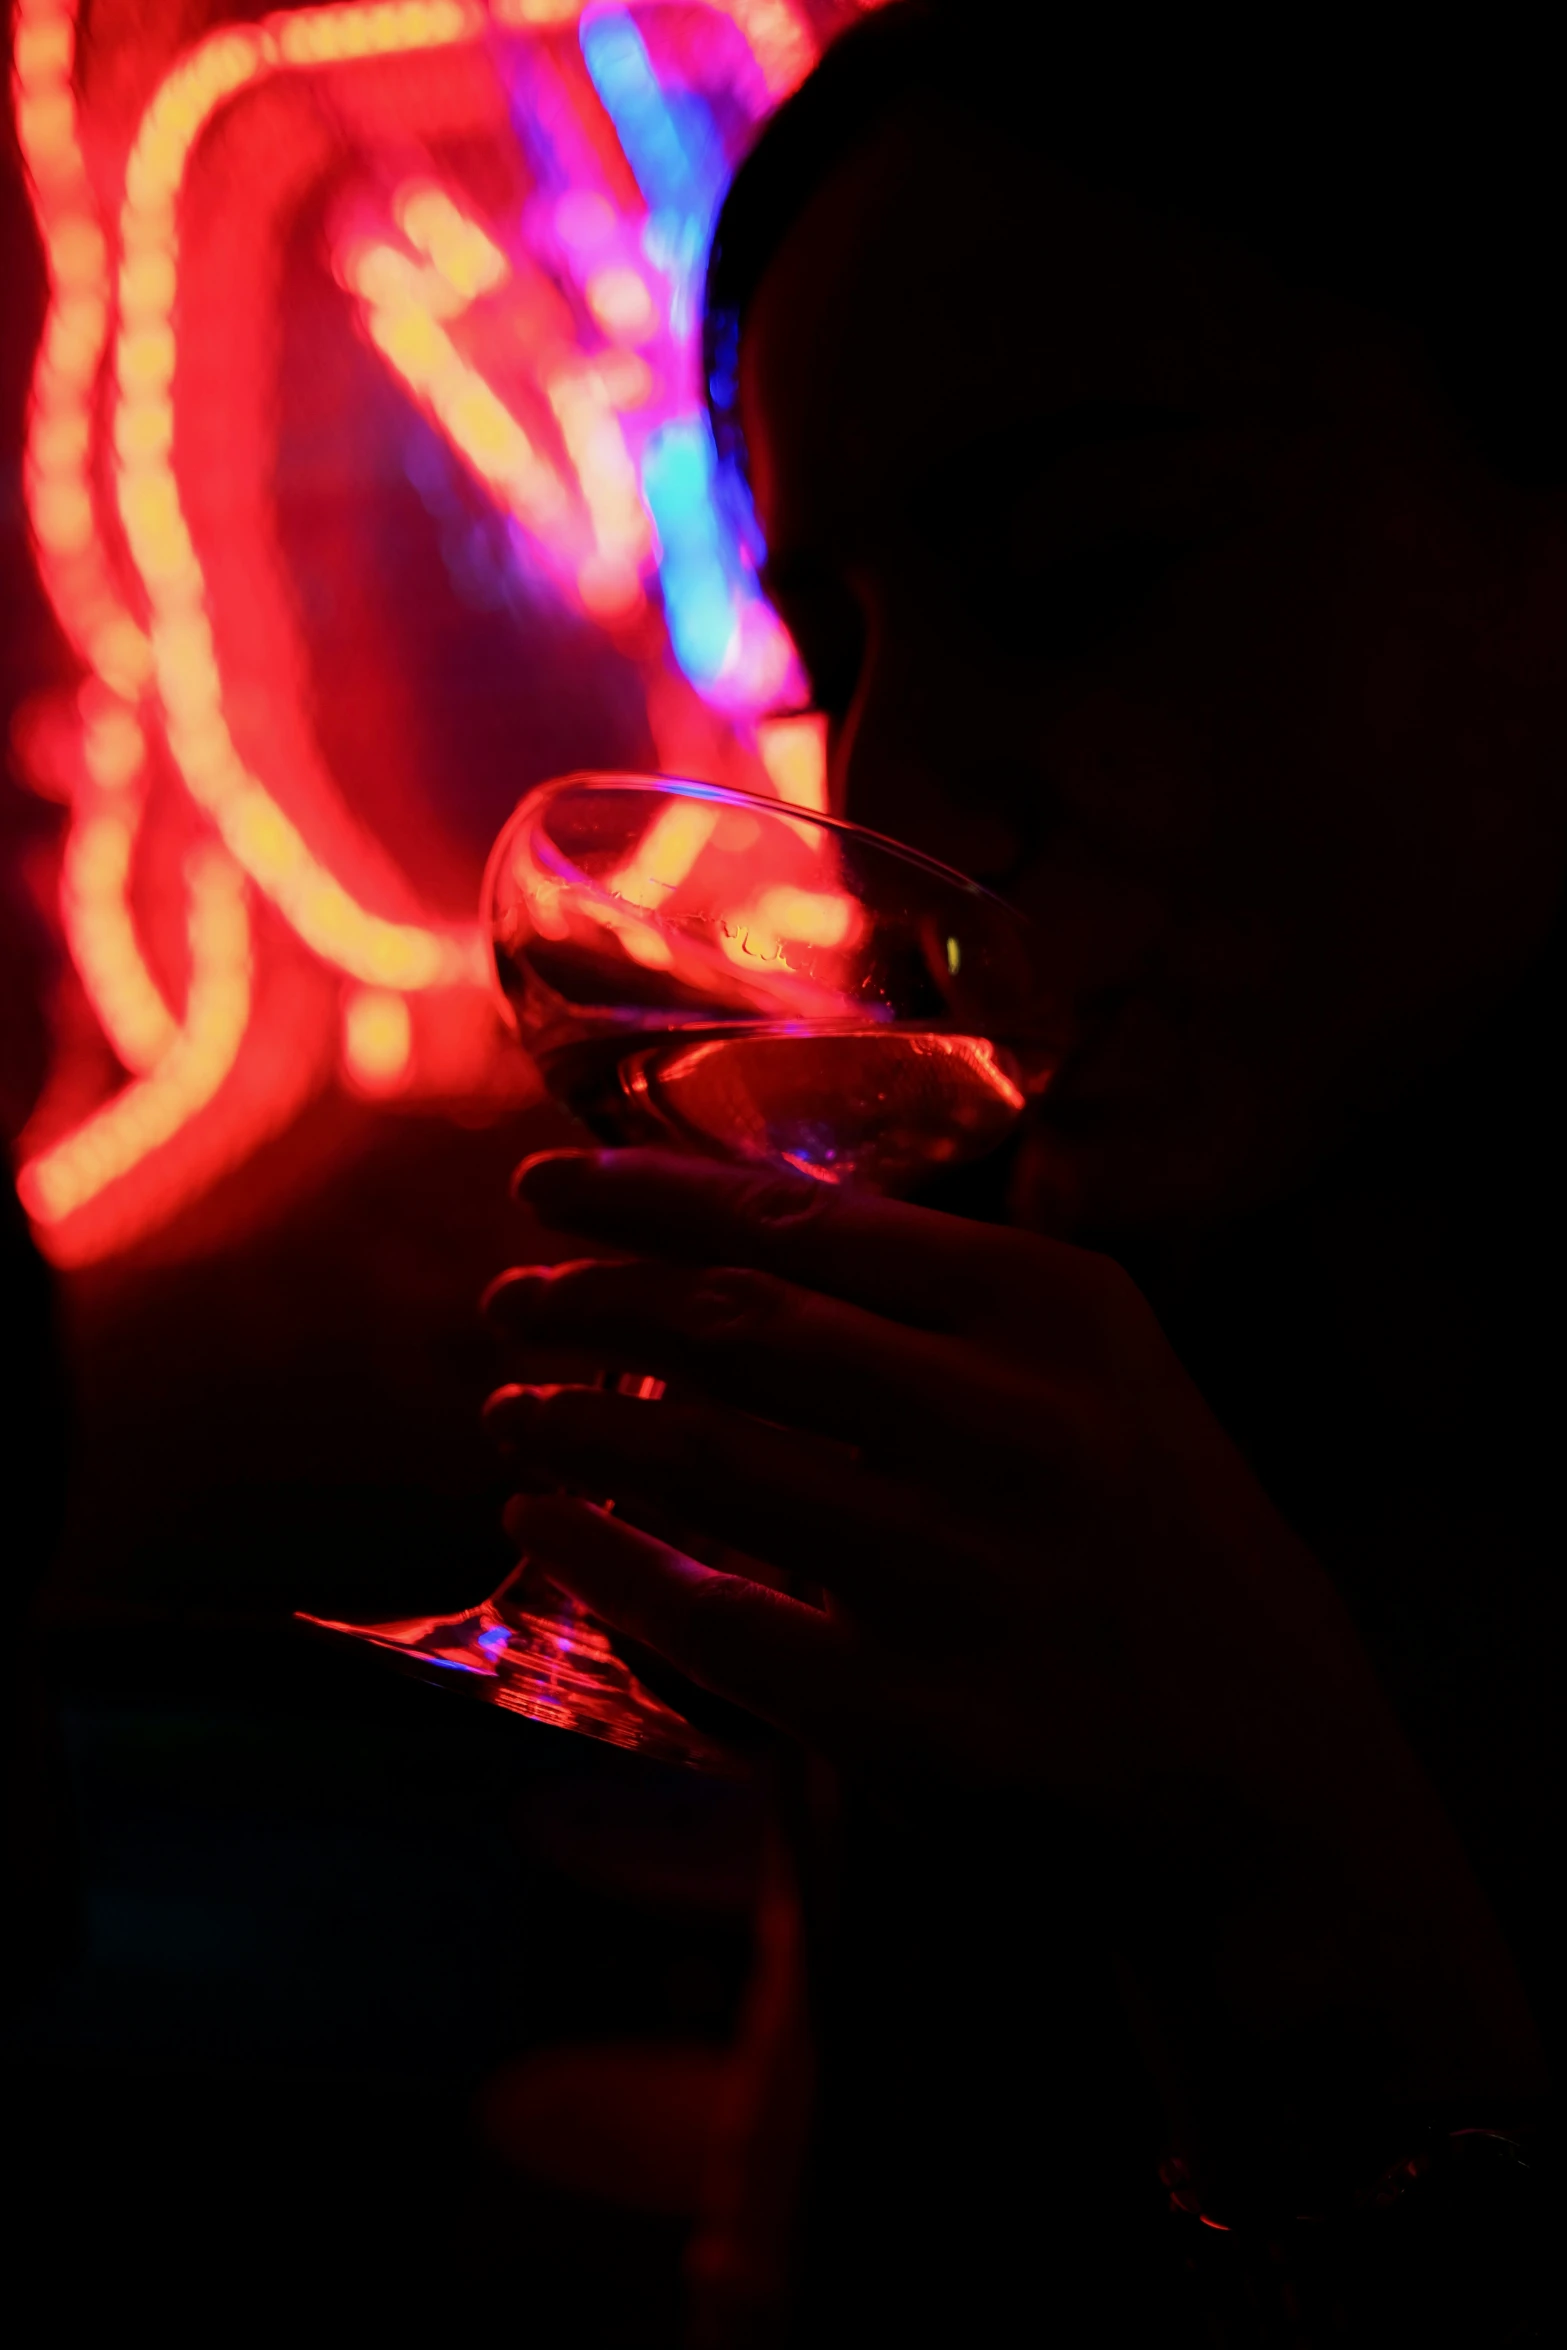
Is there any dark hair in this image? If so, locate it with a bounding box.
[703,2,1567,487]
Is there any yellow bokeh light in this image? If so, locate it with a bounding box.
[398,184,509,300]
[758,712,829,812]
[750,885,858,949]
[584,266,658,344]
[342,985,414,1089]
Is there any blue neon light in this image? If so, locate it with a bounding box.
[580,11,722,221]
[641,417,738,682]
[578,10,778,697]
[581,9,725,341]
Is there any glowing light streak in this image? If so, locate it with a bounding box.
[19,847,253,1227]
[112,5,488,995]
[348,180,653,621]
[717,905,831,971]
[581,10,717,224]
[11,681,191,1075]
[607,797,720,906]
[581,5,727,349]
[546,361,652,613]
[342,985,414,1090]
[758,712,828,812]
[641,417,739,682]
[60,806,177,1073]
[82,693,147,791]
[706,0,815,97]
[396,182,510,298]
[572,891,676,969]
[749,885,858,949]
[348,239,474,321]
[351,240,570,534]
[12,0,153,697]
[10,0,823,1258]
[12,0,492,1257]
[574,3,810,706]
[494,0,814,99]
[514,867,570,939]
[618,920,676,969]
[492,0,585,22]
[507,794,861,1026]
[13,0,182,1088]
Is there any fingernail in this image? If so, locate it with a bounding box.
[482,1383,536,1438]
[511,1148,599,1206]
[482,1384,577,1448]
[480,1267,548,1323]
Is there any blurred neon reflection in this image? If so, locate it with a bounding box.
[9,0,848,1263]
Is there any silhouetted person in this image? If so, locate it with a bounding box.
[485,7,1557,2339]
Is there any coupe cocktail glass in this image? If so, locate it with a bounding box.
[302,774,1056,1765]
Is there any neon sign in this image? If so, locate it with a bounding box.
[10,0,840,1264]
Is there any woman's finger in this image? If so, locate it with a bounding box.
[511,1148,1118,1357]
[480,1258,640,1390]
[483,1382,1004,1605]
[482,1254,1071,1467]
[503,1492,862,1744]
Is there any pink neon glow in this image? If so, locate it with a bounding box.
[18,844,254,1228]
[10,0,827,1262]
[112,6,484,997]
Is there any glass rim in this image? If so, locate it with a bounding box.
[482,768,1030,925]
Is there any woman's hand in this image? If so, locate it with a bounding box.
[486,1148,1381,1806]
[483,1147,1542,2162]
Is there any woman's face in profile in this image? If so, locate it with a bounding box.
[738,98,1567,1233]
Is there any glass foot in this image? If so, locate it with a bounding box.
[298,1577,732,1771]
